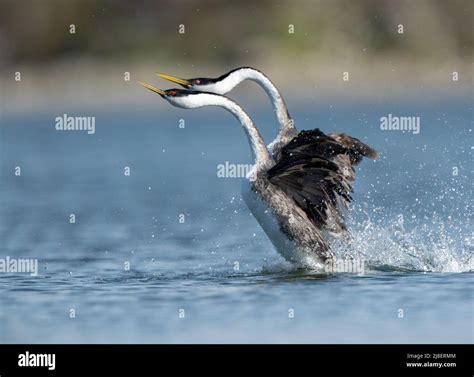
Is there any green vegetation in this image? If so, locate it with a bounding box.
[0,0,471,67]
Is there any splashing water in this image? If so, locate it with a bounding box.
[333,205,473,273]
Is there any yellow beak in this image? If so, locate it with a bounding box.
[139,81,166,96]
[156,73,192,87]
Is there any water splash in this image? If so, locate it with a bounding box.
[334,206,474,273]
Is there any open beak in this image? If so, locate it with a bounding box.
[139,81,166,97]
[157,73,191,88]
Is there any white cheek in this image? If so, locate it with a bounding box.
[169,97,189,108]
[187,96,204,108]
[171,96,202,108]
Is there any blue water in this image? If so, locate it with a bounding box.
[0,98,472,343]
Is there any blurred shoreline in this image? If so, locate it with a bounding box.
[0,0,471,116]
[1,56,471,117]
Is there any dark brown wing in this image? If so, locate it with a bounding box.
[281,129,378,168]
[280,129,348,160]
[328,133,379,165]
[267,155,352,233]
[268,129,378,234]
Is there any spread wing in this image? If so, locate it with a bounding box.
[327,132,379,165]
[268,129,378,234]
[267,154,351,233]
[281,129,378,166]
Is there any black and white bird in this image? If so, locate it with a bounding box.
[157,68,296,158]
[157,68,378,235]
[140,76,377,268]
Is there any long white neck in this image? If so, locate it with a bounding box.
[214,68,295,135]
[180,93,273,170]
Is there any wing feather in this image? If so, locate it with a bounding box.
[268,129,378,234]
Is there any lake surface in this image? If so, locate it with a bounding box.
[0,97,472,343]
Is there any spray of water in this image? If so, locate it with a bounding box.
[333,205,473,273]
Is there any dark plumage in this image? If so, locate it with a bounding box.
[143,70,379,266]
[267,129,378,234]
[328,132,379,165]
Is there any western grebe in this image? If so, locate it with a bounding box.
[157,67,296,158]
[139,82,364,268]
[158,68,377,159]
[156,68,378,234]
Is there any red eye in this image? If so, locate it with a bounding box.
[168,90,176,96]
[194,80,200,85]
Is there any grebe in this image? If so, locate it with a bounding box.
[139,82,365,268]
[156,68,378,234]
[158,67,377,162]
[157,67,296,158]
